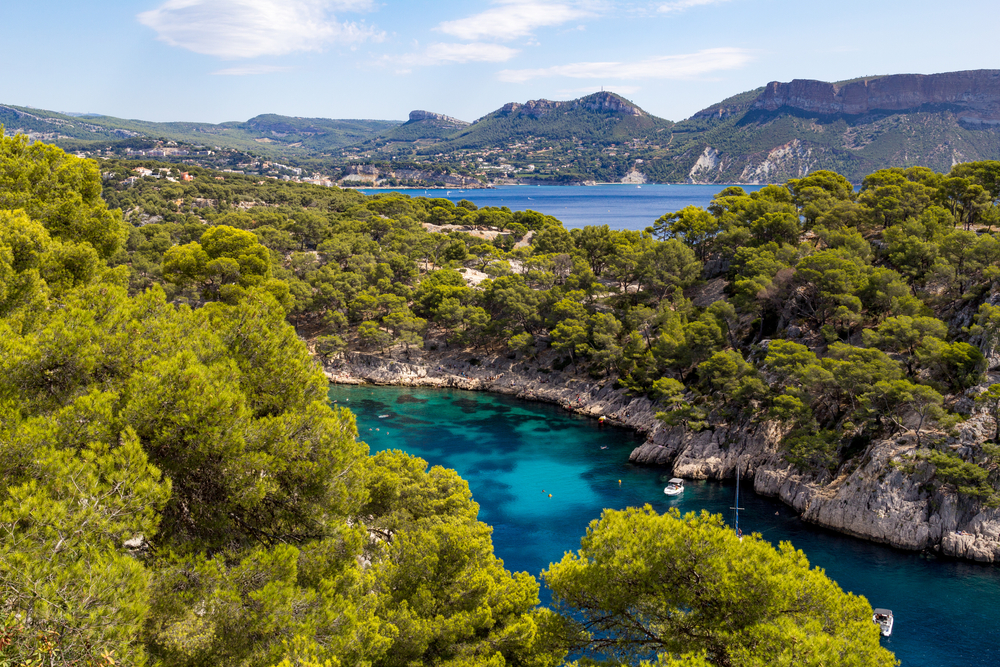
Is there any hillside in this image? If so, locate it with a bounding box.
[340,92,674,184]
[423,91,672,150]
[0,92,673,185]
[0,104,399,157]
[10,71,1000,186]
[642,69,1000,183]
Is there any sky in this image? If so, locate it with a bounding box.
[3,0,998,125]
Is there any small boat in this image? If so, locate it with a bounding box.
[663,478,684,496]
[378,414,389,419]
[873,609,893,637]
[598,415,606,424]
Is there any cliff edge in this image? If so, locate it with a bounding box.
[753,70,1000,125]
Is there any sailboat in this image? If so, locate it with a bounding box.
[731,461,745,541]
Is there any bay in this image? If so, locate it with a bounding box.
[333,383,1000,667]
[359,183,763,231]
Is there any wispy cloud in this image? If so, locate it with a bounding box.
[424,42,520,64]
[658,0,731,13]
[388,42,520,72]
[498,47,752,83]
[436,0,597,42]
[138,0,383,59]
[211,64,293,75]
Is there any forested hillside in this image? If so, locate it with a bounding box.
[17,134,1000,665]
[0,104,398,159]
[97,150,1000,539]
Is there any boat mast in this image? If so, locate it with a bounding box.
[731,460,744,539]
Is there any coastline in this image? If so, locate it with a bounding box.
[323,346,1000,565]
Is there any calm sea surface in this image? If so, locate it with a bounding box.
[360,184,763,231]
[333,384,1000,667]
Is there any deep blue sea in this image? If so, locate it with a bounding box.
[359,184,763,231]
[333,384,1000,667]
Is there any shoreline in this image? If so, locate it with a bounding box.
[323,346,1000,565]
[355,182,763,192]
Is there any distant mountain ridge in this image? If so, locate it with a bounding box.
[8,70,1000,185]
[0,104,400,157]
[497,92,646,117]
[421,91,670,153]
[754,70,1000,123]
[407,110,468,125]
[645,69,1000,183]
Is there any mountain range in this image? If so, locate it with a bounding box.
[6,69,1000,184]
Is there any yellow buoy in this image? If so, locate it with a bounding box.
[548,494,552,497]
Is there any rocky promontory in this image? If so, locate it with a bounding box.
[630,414,1000,563]
[323,345,1000,564]
[753,69,1000,124]
[406,110,469,126]
[500,91,645,118]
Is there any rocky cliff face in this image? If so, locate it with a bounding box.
[629,413,1000,563]
[754,70,1000,124]
[407,110,469,126]
[501,92,644,118]
[645,69,1000,184]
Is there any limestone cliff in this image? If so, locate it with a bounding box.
[642,69,1000,184]
[500,91,645,118]
[754,70,1000,125]
[629,412,1000,563]
[406,110,469,126]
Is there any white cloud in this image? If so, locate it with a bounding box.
[424,42,520,64]
[211,64,292,75]
[387,42,520,70]
[658,0,730,13]
[436,0,595,42]
[138,0,382,59]
[497,47,752,83]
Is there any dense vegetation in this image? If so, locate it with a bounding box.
[102,155,1000,497]
[18,133,1000,665]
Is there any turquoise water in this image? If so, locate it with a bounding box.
[333,384,1000,666]
[359,184,763,231]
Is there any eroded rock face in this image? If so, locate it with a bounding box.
[501,92,644,118]
[407,110,469,125]
[754,70,1000,124]
[629,415,1000,563]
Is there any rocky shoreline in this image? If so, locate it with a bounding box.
[323,348,1000,564]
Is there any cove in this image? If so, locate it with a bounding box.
[360,184,763,231]
[332,383,1000,667]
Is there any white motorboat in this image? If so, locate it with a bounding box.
[663,478,684,496]
[872,608,893,637]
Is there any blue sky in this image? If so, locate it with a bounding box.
[4,1,998,124]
